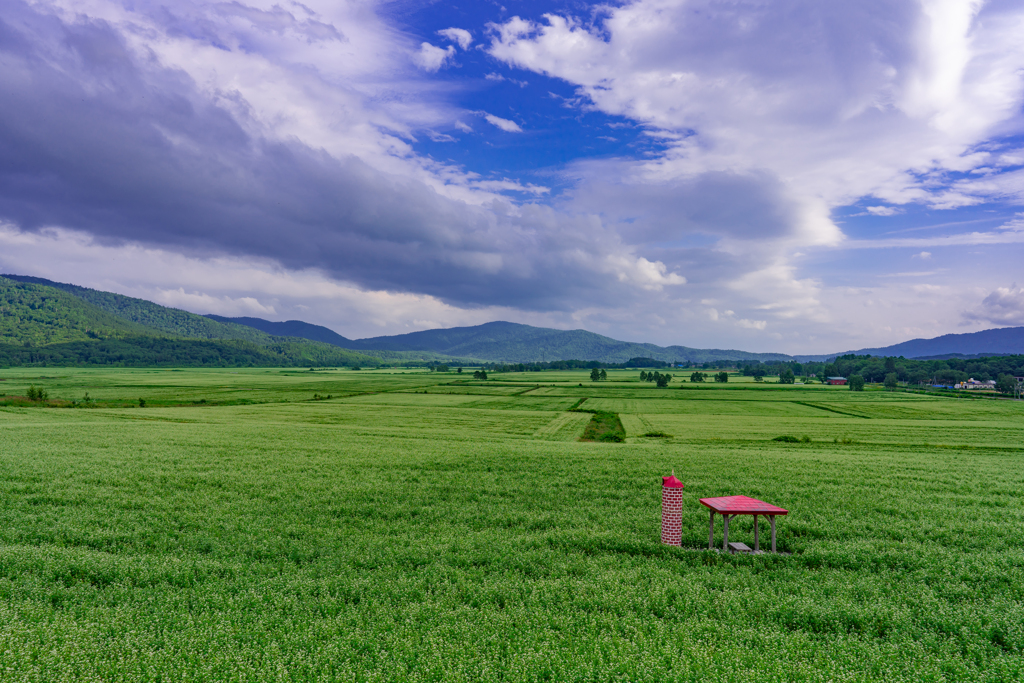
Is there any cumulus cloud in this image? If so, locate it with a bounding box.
[483,113,523,132]
[965,285,1024,326]
[437,27,472,50]
[488,1,1024,258]
[414,42,455,72]
[155,289,277,316]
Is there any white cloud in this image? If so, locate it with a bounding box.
[414,42,455,72]
[489,2,1024,224]
[485,72,528,87]
[438,27,472,50]
[913,251,932,259]
[843,231,1024,250]
[155,288,277,316]
[964,284,1024,326]
[487,0,1024,313]
[483,113,523,132]
[604,255,686,291]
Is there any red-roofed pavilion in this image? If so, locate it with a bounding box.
[700,495,788,553]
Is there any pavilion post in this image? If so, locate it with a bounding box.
[708,511,715,549]
[770,515,776,553]
[723,515,730,551]
[754,514,759,552]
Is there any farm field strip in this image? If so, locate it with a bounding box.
[531,412,593,441]
[639,414,1024,448]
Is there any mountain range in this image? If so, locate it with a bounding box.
[2,273,1023,365]
[794,327,1024,361]
[209,318,792,364]
[210,317,1024,364]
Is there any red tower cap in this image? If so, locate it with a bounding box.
[662,474,684,488]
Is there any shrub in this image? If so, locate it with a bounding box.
[773,435,800,443]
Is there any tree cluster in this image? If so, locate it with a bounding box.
[639,371,672,387]
[487,358,680,373]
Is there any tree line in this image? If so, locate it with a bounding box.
[0,337,376,368]
[737,355,1024,385]
[486,357,676,372]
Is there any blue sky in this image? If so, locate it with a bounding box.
[1,0,1023,353]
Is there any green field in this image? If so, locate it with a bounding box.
[1,368,1023,681]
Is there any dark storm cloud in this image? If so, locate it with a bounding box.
[563,169,800,243]
[0,2,670,310]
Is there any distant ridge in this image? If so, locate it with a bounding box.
[205,315,353,347]
[797,326,1024,362]
[216,317,793,363]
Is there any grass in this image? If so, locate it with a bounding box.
[0,367,1022,680]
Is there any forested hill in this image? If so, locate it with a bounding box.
[206,315,353,347]
[0,277,158,345]
[0,275,379,367]
[345,321,792,363]
[3,274,276,344]
[799,326,1024,361]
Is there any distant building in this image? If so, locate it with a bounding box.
[957,378,997,390]
[827,376,847,385]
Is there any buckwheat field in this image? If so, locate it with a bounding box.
[1,368,1022,681]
